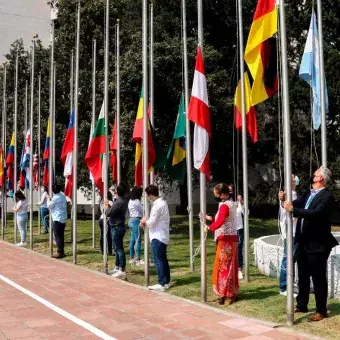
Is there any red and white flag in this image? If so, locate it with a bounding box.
[188,46,211,180]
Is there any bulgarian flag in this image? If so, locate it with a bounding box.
[188,46,211,180]
[132,88,156,187]
[85,103,106,196]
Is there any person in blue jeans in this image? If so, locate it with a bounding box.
[106,184,128,280]
[128,186,144,266]
[141,185,171,292]
[279,174,299,295]
[37,186,49,233]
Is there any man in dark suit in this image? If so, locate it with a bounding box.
[281,167,338,322]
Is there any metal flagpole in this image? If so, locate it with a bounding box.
[1,63,7,240]
[92,40,96,249]
[49,20,55,256]
[182,0,194,272]
[14,52,18,244]
[25,82,28,133]
[29,38,35,250]
[103,0,110,274]
[143,0,150,287]
[237,0,250,282]
[197,0,207,303]
[278,0,294,326]
[116,21,121,184]
[316,0,327,166]
[149,1,154,185]
[38,73,41,234]
[73,0,81,265]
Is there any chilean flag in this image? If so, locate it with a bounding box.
[188,46,211,180]
[61,110,74,199]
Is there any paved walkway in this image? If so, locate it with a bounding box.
[0,241,311,340]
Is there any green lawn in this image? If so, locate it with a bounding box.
[2,215,340,339]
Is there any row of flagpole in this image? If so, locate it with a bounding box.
[0,0,329,327]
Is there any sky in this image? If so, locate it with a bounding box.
[0,0,51,62]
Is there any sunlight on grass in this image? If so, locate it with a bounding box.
[3,214,340,339]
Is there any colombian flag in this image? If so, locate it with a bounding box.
[244,0,278,106]
[6,133,15,193]
[0,145,4,188]
[132,88,156,187]
[234,72,258,143]
[167,93,186,183]
[43,118,51,187]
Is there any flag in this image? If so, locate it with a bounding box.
[61,110,75,199]
[43,118,51,187]
[33,154,39,190]
[6,133,15,194]
[299,11,329,130]
[188,46,211,180]
[167,93,186,183]
[20,129,31,189]
[0,145,4,188]
[88,118,94,183]
[85,103,106,196]
[132,88,156,187]
[234,72,258,143]
[244,0,278,106]
[110,116,118,183]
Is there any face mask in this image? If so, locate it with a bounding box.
[295,176,300,186]
[214,196,222,203]
[148,198,153,205]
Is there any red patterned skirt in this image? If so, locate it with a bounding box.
[212,237,239,298]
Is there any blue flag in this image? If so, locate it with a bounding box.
[299,11,328,130]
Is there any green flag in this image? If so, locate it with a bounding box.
[167,93,186,183]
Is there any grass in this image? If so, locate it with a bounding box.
[3,214,340,339]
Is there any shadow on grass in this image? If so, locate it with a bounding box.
[238,284,278,300]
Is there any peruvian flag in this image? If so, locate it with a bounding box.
[188,46,211,180]
[61,110,75,199]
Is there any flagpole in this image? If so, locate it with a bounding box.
[29,38,36,250]
[25,82,28,134]
[278,0,294,326]
[182,0,194,272]
[143,0,150,287]
[73,0,81,265]
[197,0,207,303]
[14,52,18,244]
[2,63,7,240]
[116,21,121,184]
[49,19,55,256]
[103,0,110,274]
[38,73,41,234]
[91,40,96,249]
[316,0,327,166]
[237,0,250,282]
[149,1,154,185]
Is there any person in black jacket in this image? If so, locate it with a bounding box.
[105,184,128,280]
[281,166,338,322]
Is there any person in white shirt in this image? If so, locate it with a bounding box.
[37,186,49,233]
[128,186,144,266]
[140,185,170,292]
[279,173,299,296]
[12,190,28,247]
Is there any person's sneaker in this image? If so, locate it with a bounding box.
[129,259,135,265]
[16,242,23,247]
[280,290,297,298]
[165,282,172,290]
[108,267,119,275]
[238,270,244,280]
[135,259,145,266]
[148,284,165,292]
[21,242,27,247]
[112,270,127,280]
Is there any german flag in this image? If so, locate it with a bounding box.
[132,87,156,187]
[245,0,278,106]
[234,72,258,143]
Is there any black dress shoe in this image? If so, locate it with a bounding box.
[294,306,309,313]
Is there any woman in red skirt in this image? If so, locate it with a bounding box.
[205,183,239,305]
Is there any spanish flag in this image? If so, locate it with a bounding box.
[245,0,278,106]
[234,72,258,143]
[132,87,156,187]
